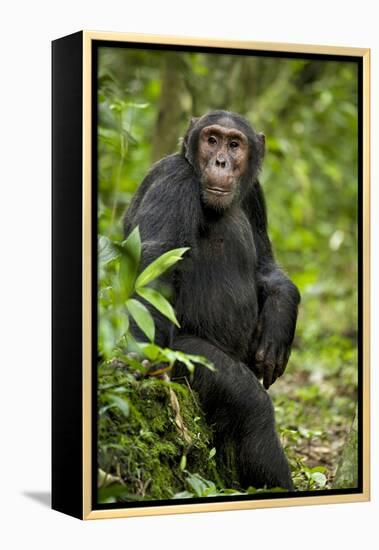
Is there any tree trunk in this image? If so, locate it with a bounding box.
[151,54,191,162]
[333,411,359,489]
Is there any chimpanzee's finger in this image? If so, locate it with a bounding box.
[254,321,263,340]
[253,361,264,378]
[263,347,276,389]
[273,349,286,381]
[255,343,268,363]
[263,363,275,389]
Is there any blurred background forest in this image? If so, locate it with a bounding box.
[97,46,359,501]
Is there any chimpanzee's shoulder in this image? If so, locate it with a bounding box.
[147,153,193,180]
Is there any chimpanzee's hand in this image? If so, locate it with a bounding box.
[254,318,292,390]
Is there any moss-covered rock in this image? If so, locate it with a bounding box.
[97,363,238,503]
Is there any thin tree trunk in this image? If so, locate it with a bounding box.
[333,411,358,489]
[151,54,190,162]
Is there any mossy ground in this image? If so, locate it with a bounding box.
[97,363,236,503]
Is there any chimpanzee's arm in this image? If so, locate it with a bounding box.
[124,154,198,347]
[243,181,300,388]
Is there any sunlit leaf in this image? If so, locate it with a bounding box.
[311,472,327,488]
[136,287,180,327]
[98,483,139,503]
[135,248,189,288]
[118,227,141,300]
[108,394,130,417]
[126,298,155,342]
[180,455,187,471]
[98,235,119,266]
[138,342,161,361]
[125,101,150,109]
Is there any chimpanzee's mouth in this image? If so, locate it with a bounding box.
[206,186,231,196]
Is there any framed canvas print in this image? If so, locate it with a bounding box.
[52,31,370,520]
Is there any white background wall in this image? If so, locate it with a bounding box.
[1,1,377,548]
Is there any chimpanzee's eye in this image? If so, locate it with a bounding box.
[208,136,217,145]
[230,141,239,149]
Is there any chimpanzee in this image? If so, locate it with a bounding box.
[124,111,300,491]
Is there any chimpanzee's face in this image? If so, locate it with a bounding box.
[197,122,249,210]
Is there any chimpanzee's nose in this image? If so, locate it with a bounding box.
[215,157,226,168]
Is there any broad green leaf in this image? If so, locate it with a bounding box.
[108,394,130,417]
[172,491,195,499]
[98,286,113,306]
[98,235,119,266]
[136,287,180,327]
[209,448,216,460]
[118,227,141,300]
[311,472,327,488]
[174,353,195,373]
[98,317,117,357]
[100,311,129,354]
[186,473,215,497]
[98,483,139,503]
[186,474,208,497]
[180,455,187,471]
[170,350,215,372]
[138,343,214,372]
[138,342,161,362]
[310,466,327,474]
[98,468,122,488]
[126,298,155,342]
[135,247,189,288]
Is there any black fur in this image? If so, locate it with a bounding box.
[124,111,300,491]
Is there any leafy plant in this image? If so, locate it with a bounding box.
[98,226,188,355]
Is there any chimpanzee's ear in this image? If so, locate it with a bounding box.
[181,117,200,165]
[257,132,266,158]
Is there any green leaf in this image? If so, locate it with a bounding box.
[310,466,327,474]
[138,342,161,362]
[186,473,216,497]
[136,287,180,327]
[118,227,141,300]
[172,491,194,499]
[180,455,187,471]
[138,343,215,372]
[169,350,215,373]
[311,472,327,488]
[209,448,216,460]
[135,247,189,288]
[121,225,141,261]
[98,483,140,503]
[108,394,130,417]
[98,235,119,266]
[125,101,150,109]
[98,468,122,488]
[99,317,115,356]
[126,298,155,341]
[186,474,208,497]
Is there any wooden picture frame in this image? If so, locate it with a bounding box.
[52,31,370,520]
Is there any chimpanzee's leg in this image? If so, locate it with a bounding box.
[171,335,294,491]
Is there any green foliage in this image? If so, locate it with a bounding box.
[136,287,180,328]
[98,365,224,502]
[97,47,359,500]
[98,226,189,356]
[140,343,215,374]
[135,248,190,288]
